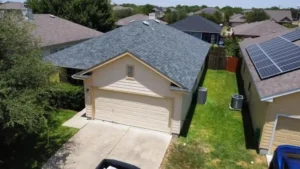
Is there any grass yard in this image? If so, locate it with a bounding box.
[0,109,79,169]
[163,70,267,169]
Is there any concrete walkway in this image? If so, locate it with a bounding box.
[62,109,89,129]
[43,119,172,169]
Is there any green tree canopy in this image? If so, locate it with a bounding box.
[245,8,270,22]
[199,11,224,24]
[113,8,134,20]
[27,0,115,32]
[0,13,57,144]
[165,9,187,24]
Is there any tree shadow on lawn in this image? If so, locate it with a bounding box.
[180,64,208,137]
[235,59,258,151]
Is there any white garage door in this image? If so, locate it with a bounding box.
[272,116,300,152]
[94,90,171,133]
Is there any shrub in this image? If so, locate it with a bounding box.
[282,23,298,29]
[47,83,84,111]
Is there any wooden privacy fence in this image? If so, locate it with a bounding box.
[207,47,239,73]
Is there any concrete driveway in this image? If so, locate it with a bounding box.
[43,120,172,169]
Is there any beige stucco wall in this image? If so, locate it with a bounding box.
[42,40,86,56]
[260,92,300,150]
[83,53,188,134]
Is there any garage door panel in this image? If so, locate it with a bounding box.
[96,97,170,112]
[272,116,300,152]
[94,90,171,133]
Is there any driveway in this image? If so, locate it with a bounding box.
[43,120,172,169]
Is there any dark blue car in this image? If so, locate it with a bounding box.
[270,145,300,169]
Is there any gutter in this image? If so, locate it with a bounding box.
[261,88,300,102]
[170,86,189,93]
[71,74,91,80]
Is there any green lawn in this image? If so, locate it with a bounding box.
[1,109,79,169]
[163,70,267,169]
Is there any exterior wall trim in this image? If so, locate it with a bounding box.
[261,88,300,102]
[267,114,300,154]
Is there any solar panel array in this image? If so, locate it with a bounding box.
[281,29,300,42]
[246,35,300,80]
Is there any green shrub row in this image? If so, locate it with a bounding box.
[46,83,84,111]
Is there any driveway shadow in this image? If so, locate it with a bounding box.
[96,159,140,169]
[235,59,258,151]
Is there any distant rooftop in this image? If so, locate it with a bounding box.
[0,2,25,9]
[116,14,167,26]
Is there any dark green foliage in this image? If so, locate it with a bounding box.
[282,23,298,29]
[245,8,270,23]
[199,11,223,24]
[225,38,241,57]
[0,110,78,169]
[165,9,187,24]
[114,8,134,19]
[47,83,84,111]
[221,6,243,22]
[27,0,115,32]
[0,13,57,144]
[140,4,154,15]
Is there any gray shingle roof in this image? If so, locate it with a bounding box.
[229,14,246,23]
[0,2,24,9]
[45,20,211,91]
[264,10,293,23]
[32,14,103,47]
[169,15,222,33]
[239,28,300,100]
[116,14,167,26]
[195,7,223,15]
[233,20,288,37]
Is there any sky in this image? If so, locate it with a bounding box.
[6,0,300,9]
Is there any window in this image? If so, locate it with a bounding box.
[248,82,251,92]
[126,65,134,78]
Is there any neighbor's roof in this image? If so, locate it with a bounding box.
[239,28,300,100]
[0,2,25,9]
[195,7,223,15]
[264,10,293,22]
[170,15,222,33]
[116,14,167,26]
[32,14,103,47]
[233,20,288,37]
[229,14,246,23]
[45,20,211,91]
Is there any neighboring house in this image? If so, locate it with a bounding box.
[152,6,167,18]
[229,13,246,27]
[170,15,222,44]
[239,28,300,155]
[241,9,293,24]
[112,5,133,11]
[0,2,102,56]
[233,20,288,38]
[45,20,211,134]
[32,14,102,56]
[194,7,224,16]
[264,10,293,24]
[116,14,167,27]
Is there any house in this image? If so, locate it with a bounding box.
[152,6,167,18]
[242,9,293,24]
[0,2,102,56]
[233,20,288,38]
[229,14,246,27]
[32,14,102,56]
[239,28,300,155]
[45,20,211,134]
[264,10,293,24]
[116,14,167,27]
[170,15,222,44]
[194,7,224,16]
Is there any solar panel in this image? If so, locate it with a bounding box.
[246,36,300,80]
[281,29,300,42]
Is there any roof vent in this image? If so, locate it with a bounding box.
[143,21,150,26]
[154,19,160,23]
[130,20,135,23]
[49,14,55,18]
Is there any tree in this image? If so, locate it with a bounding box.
[245,9,270,22]
[140,4,154,15]
[113,8,134,20]
[0,13,56,144]
[27,0,115,32]
[199,11,223,24]
[165,9,187,24]
[221,6,243,22]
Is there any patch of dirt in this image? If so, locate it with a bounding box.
[236,161,248,168]
[211,159,221,165]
